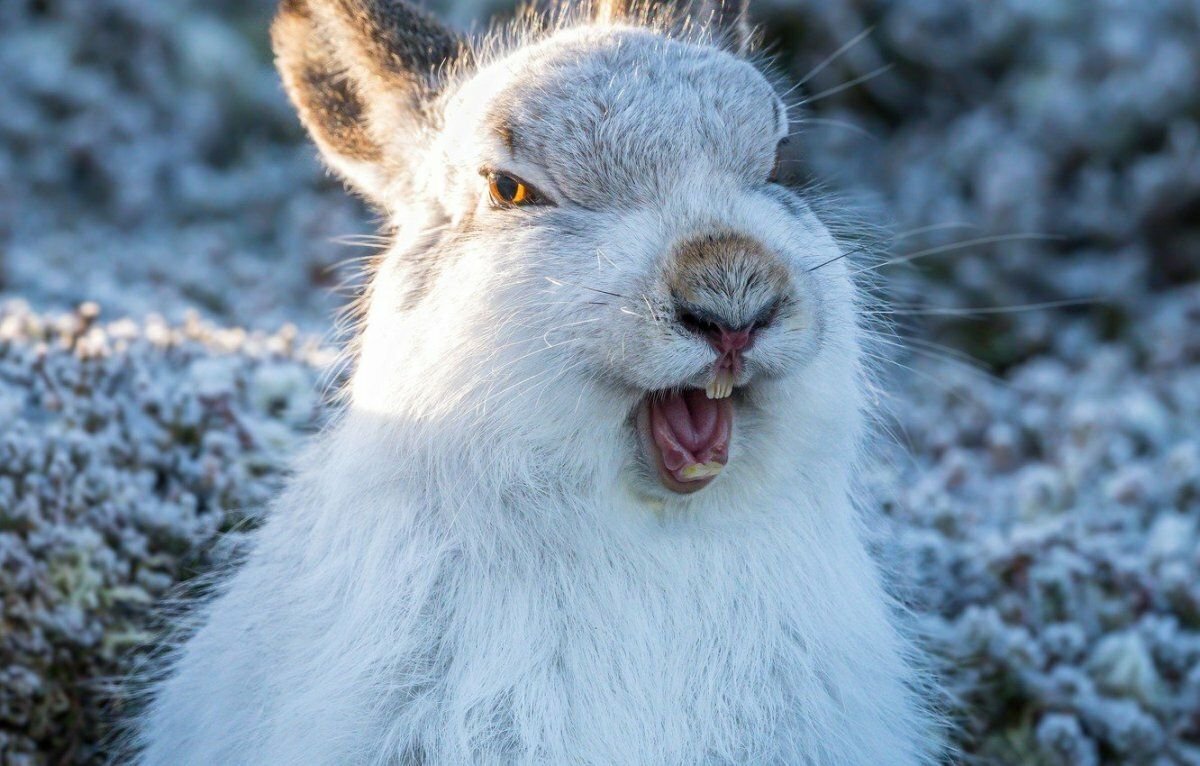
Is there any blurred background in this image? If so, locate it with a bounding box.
[0,0,1197,763]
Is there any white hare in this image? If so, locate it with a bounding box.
[133,0,941,763]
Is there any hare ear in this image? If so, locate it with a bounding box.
[272,0,470,204]
[596,0,751,52]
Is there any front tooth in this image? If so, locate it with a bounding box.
[680,461,725,480]
[706,369,735,399]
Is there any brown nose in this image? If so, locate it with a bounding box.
[667,230,791,339]
[668,230,790,377]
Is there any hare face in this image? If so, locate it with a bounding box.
[275,6,862,500]
[398,30,857,495]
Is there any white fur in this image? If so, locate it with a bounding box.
[133,16,940,766]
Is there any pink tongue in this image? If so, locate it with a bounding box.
[660,391,719,451]
[649,390,732,475]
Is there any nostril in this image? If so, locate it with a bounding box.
[673,295,787,363]
[717,327,753,353]
[750,298,784,333]
[676,307,722,339]
[673,301,758,354]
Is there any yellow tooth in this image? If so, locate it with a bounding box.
[706,369,735,400]
[680,461,725,481]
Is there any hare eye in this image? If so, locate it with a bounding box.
[488,172,539,207]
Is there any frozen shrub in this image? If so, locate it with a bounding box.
[0,302,329,761]
[0,0,366,329]
[1037,713,1099,766]
[756,0,1200,364]
[876,288,1200,762]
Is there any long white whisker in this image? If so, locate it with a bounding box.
[801,63,895,105]
[861,350,987,400]
[851,233,1060,276]
[892,222,979,241]
[865,297,1097,318]
[798,117,879,141]
[778,27,877,104]
[797,27,876,87]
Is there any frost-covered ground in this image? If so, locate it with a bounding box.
[0,305,331,762]
[1,0,1197,763]
[873,285,1200,764]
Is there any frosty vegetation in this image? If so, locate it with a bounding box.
[0,0,1197,763]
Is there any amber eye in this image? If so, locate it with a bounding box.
[488,172,537,207]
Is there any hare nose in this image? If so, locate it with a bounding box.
[666,231,792,364]
[712,326,753,354]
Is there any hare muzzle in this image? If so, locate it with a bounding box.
[637,230,793,493]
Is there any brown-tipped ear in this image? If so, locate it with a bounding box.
[595,0,752,53]
[271,0,470,204]
[273,2,381,168]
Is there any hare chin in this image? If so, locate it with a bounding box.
[634,385,740,494]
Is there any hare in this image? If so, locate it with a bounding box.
[133,0,941,763]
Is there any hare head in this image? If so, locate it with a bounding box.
[273,0,863,507]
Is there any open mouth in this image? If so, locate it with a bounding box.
[636,383,734,494]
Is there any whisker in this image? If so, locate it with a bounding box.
[475,343,588,410]
[794,26,876,88]
[331,234,392,247]
[530,358,589,411]
[892,222,979,241]
[595,247,618,271]
[798,117,879,141]
[899,335,993,372]
[861,350,988,402]
[851,233,1061,276]
[801,63,895,105]
[487,335,588,377]
[865,297,1097,318]
[641,293,662,326]
[545,276,628,299]
[323,253,384,268]
[867,331,990,373]
[889,336,1012,392]
[543,317,601,345]
[807,243,873,273]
